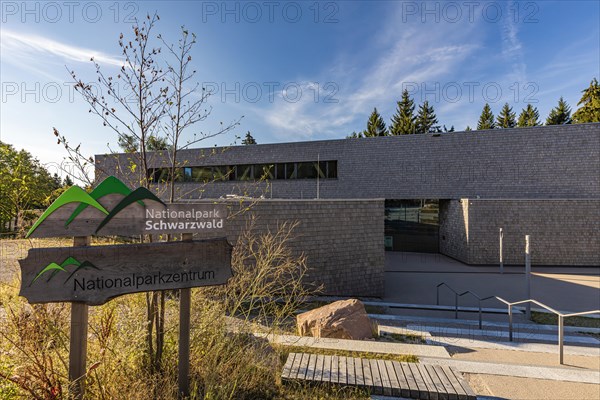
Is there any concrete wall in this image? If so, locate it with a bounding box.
[440,199,600,266]
[96,123,600,200]
[196,199,385,297]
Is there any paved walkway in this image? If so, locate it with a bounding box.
[384,252,600,312]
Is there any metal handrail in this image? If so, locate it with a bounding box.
[436,282,600,364]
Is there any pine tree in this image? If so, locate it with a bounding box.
[390,89,416,135]
[477,103,495,130]
[63,175,74,187]
[443,125,454,132]
[363,108,388,137]
[572,78,600,123]
[465,126,472,131]
[347,131,363,138]
[496,103,516,128]
[242,131,257,145]
[546,97,572,125]
[415,101,439,133]
[517,104,541,127]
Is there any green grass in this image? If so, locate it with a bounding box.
[531,311,600,328]
[382,332,426,344]
[276,345,419,364]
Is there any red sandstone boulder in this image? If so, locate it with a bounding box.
[296,299,373,340]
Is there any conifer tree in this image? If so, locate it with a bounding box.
[546,97,572,125]
[517,104,541,127]
[390,89,416,135]
[363,108,388,137]
[415,101,439,133]
[496,103,516,128]
[477,103,495,130]
[572,78,600,123]
[242,131,257,145]
[465,126,472,131]
[443,125,454,132]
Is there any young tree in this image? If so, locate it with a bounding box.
[517,104,541,127]
[477,103,495,130]
[363,108,388,137]
[496,103,516,128]
[60,15,241,373]
[546,97,572,125]
[63,175,74,186]
[242,131,257,144]
[465,126,473,131]
[443,125,455,132]
[415,101,439,133]
[390,89,416,135]
[347,131,363,138]
[572,78,600,123]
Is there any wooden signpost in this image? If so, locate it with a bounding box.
[17,176,232,399]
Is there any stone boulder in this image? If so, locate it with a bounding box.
[296,299,373,340]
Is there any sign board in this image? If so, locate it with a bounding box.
[19,238,232,305]
[26,176,226,238]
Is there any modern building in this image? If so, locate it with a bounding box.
[96,123,600,297]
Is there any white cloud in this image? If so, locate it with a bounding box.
[1,29,123,67]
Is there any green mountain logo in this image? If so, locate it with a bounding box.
[26,176,166,238]
[29,257,98,286]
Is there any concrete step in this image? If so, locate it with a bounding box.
[369,313,600,334]
[419,356,600,384]
[407,324,600,346]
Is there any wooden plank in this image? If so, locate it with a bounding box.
[399,362,420,399]
[392,361,411,399]
[330,355,339,384]
[369,359,383,395]
[303,354,314,381]
[281,353,296,380]
[291,353,304,379]
[407,362,429,400]
[354,358,365,388]
[384,360,402,397]
[338,356,348,385]
[346,356,356,386]
[322,355,332,383]
[362,357,373,391]
[377,359,393,396]
[441,366,468,400]
[448,367,478,400]
[433,365,458,400]
[19,239,232,305]
[313,354,325,382]
[417,364,438,400]
[297,353,310,380]
[424,364,448,400]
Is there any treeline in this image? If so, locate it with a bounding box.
[0,142,72,235]
[350,78,600,137]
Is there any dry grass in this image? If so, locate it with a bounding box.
[0,222,349,399]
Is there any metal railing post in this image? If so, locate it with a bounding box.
[525,235,531,320]
[499,228,504,274]
[478,300,483,330]
[455,292,458,319]
[508,305,513,341]
[558,315,564,365]
[436,287,440,306]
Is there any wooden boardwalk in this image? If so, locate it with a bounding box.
[281,352,477,400]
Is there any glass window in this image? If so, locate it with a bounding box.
[276,163,286,180]
[297,162,317,179]
[183,167,192,182]
[236,165,252,181]
[285,163,297,179]
[327,161,337,179]
[254,164,274,180]
[192,167,213,183]
[316,162,326,179]
[213,166,232,181]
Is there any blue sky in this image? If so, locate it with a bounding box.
[1,1,599,170]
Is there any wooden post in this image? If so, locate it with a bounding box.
[69,236,90,399]
[179,233,193,397]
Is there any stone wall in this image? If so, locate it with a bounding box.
[96,123,600,200]
[194,199,385,297]
[440,199,600,266]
